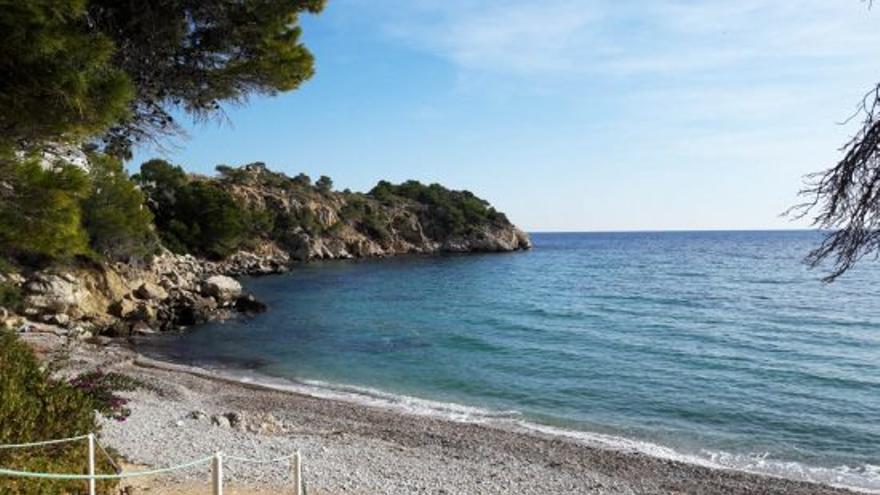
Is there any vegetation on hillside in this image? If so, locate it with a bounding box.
[0,151,156,267]
[369,180,510,237]
[82,154,158,261]
[134,160,278,258]
[129,161,516,257]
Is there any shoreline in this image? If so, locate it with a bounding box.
[131,352,877,492]
[40,335,868,495]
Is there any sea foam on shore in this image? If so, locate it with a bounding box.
[135,355,880,494]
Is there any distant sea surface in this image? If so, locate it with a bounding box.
[140,231,880,491]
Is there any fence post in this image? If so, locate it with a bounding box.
[292,450,302,495]
[87,433,96,495]
[213,451,223,495]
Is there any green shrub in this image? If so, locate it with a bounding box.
[367,180,500,238]
[81,153,157,262]
[0,155,91,263]
[134,159,247,259]
[316,175,333,193]
[174,182,246,259]
[339,196,390,241]
[0,257,17,274]
[243,208,275,248]
[0,283,22,312]
[0,331,117,495]
[292,173,312,188]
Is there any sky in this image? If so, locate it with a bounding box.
[129,1,880,232]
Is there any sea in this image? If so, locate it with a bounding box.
[139,231,880,492]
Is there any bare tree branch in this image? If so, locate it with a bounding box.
[790,80,880,281]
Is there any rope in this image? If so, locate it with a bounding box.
[0,455,214,480]
[0,435,89,450]
[94,439,121,474]
[225,453,298,465]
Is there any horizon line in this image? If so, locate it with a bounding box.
[526,228,821,234]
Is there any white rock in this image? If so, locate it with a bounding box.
[24,273,84,313]
[211,414,231,428]
[201,275,242,301]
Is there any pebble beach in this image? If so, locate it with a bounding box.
[31,334,863,495]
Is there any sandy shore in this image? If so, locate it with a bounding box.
[29,334,863,495]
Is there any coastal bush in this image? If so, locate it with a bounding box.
[316,175,334,193]
[135,159,248,258]
[292,173,312,188]
[0,257,16,275]
[0,282,23,313]
[339,195,390,241]
[0,152,160,265]
[0,331,117,495]
[243,208,277,248]
[81,153,158,262]
[368,180,504,238]
[0,155,91,263]
[174,182,247,259]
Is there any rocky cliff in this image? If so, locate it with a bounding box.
[2,162,529,338]
[208,162,531,260]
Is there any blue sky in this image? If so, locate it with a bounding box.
[129,1,880,232]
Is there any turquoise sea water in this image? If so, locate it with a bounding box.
[140,231,880,491]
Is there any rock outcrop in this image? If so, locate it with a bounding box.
[5,249,273,337]
[204,162,531,263]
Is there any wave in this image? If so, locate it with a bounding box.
[515,422,880,494]
[148,357,880,494]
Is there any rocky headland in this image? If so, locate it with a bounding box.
[1,162,530,338]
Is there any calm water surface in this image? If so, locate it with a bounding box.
[140,231,880,490]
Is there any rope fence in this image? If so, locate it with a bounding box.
[0,434,305,495]
[225,453,298,464]
[0,434,90,449]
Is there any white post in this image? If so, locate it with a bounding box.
[87,433,96,495]
[292,450,302,495]
[213,451,224,495]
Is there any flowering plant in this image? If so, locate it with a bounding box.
[69,369,143,422]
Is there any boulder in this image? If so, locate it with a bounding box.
[109,298,138,318]
[173,295,218,326]
[200,275,242,301]
[234,294,267,314]
[130,303,158,323]
[135,282,168,301]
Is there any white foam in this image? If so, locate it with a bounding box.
[510,422,880,494]
[158,360,880,494]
